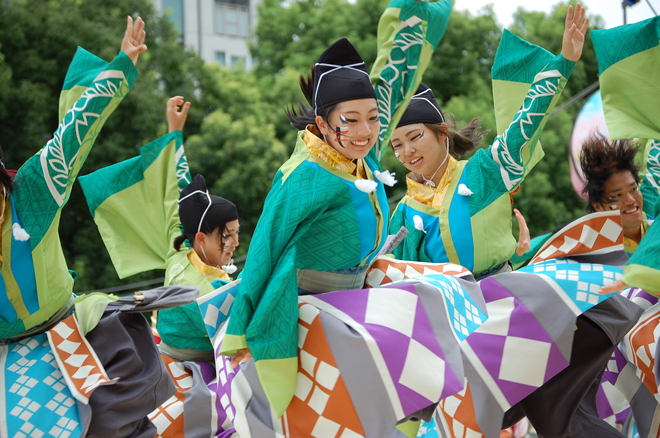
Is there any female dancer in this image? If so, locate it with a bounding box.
[220,0,454,419]
[389,4,587,278]
[0,17,182,438]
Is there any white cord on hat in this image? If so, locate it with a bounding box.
[313,62,369,116]
[178,189,212,234]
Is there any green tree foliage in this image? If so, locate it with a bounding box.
[0,0,285,291]
[0,0,605,291]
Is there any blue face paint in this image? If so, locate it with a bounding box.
[339,114,348,124]
[419,130,425,139]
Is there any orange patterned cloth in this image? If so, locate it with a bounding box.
[405,156,459,209]
[187,250,232,283]
[303,125,367,179]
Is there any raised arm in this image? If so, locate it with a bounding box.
[488,5,587,192]
[370,0,452,161]
[13,17,146,246]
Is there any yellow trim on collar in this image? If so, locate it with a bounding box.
[187,250,232,283]
[405,156,459,209]
[303,126,366,179]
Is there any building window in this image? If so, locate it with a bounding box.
[163,0,184,36]
[216,51,226,66]
[215,0,249,37]
[231,56,245,68]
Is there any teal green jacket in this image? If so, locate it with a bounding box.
[0,48,137,339]
[221,0,454,417]
[391,53,575,274]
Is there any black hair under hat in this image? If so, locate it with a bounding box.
[397,83,446,128]
[313,38,376,115]
[179,174,238,236]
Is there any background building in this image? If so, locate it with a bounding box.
[154,0,261,69]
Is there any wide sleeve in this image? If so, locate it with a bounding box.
[389,202,427,261]
[79,131,188,278]
[469,50,574,196]
[640,139,660,216]
[622,220,660,294]
[591,16,660,140]
[12,48,138,248]
[370,0,452,160]
[220,166,338,416]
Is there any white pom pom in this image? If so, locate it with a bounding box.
[12,223,30,241]
[354,179,378,193]
[413,215,426,233]
[222,260,238,275]
[457,184,473,197]
[374,170,397,187]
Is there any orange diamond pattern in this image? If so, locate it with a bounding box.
[625,310,660,398]
[366,257,470,288]
[148,354,194,438]
[437,381,485,438]
[46,314,116,404]
[282,303,366,438]
[530,212,623,264]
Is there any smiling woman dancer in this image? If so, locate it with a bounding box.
[389,6,588,280]
[218,0,454,421]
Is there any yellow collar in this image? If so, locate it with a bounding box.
[623,220,650,253]
[302,125,366,178]
[405,156,459,209]
[187,250,232,283]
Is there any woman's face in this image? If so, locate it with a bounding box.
[196,219,240,267]
[317,98,379,160]
[391,123,448,177]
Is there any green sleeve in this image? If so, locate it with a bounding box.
[389,203,427,261]
[222,168,334,354]
[622,221,660,294]
[591,16,660,140]
[220,166,341,416]
[370,0,452,160]
[80,131,187,278]
[12,50,138,248]
[641,139,660,217]
[478,53,574,193]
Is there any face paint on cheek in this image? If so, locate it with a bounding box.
[419,130,425,139]
[609,205,618,210]
[334,125,348,148]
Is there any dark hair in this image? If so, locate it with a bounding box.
[173,223,227,252]
[0,168,13,193]
[285,69,336,130]
[579,134,641,213]
[424,115,487,159]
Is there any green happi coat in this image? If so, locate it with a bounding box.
[79,131,226,353]
[390,30,574,274]
[0,48,137,339]
[220,0,453,416]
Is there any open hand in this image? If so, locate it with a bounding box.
[598,279,628,294]
[561,4,589,62]
[121,16,147,65]
[230,347,253,369]
[514,209,531,257]
[167,96,191,133]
